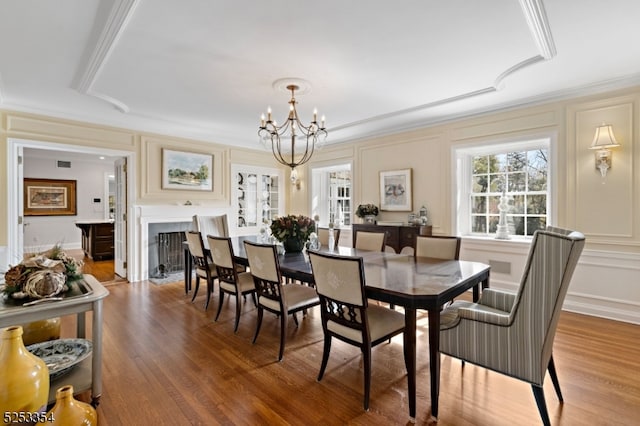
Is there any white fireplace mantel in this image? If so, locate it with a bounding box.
[133,204,232,281]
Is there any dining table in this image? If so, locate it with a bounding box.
[184,235,491,420]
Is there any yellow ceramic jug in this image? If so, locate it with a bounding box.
[0,326,50,425]
[46,385,98,426]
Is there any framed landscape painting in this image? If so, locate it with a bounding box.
[24,178,77,216]
[162,149,213,191]
[379,168,412,211]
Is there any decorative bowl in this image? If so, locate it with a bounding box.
[27,338,93,381]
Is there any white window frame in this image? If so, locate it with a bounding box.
[310,162,352,228]
[452,132,557,240]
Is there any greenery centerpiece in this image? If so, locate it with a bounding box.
[355,203,379,224]
[1,245,84,300]
[270,215,316,253]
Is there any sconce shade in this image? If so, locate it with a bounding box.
[590,124,620,149]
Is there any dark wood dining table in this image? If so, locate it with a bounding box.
[184,235,490,420]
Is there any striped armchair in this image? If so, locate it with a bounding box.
[439,227,585,426]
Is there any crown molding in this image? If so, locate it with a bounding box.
[73,0,139,112]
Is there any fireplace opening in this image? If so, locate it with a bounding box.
[148,221,192,281]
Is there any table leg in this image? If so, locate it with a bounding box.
[428,307,441,420]
[76,312,86,338]
[91,299,103,407]
[184,247,192,294]
[403,308,417,420]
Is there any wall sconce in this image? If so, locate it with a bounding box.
[290,168,301,190]
[589,123,620,180]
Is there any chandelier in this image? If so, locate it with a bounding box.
[258,83,327,180]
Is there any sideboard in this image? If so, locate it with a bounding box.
[352,223,432,253]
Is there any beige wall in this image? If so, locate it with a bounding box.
[2,85,639,322]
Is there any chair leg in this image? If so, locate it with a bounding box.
[317,334,332,381]
[363,346,372,411]
[204,279,213,310]
[252,308,263,344]
[214,290,225,322]
[233,292,241,333]
[292,312,299,327]
[278,310,288,361]
[548,355,563,402]
[190,277,200,303]
[251,293,257,307]
[531,385,552,426]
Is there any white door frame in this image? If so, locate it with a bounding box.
[6,139,137,282]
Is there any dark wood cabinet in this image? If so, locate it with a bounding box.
[352,223,432,253]
[75,221,114,260]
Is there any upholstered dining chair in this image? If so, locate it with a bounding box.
[207,236,257,333]
[317,227,341,250]
[439,227,585,426]
[354,231,386,252]
[192,214,229,249]
[243,240,320,361]
[185,231,217,310]
[414,235,461,260]
[308,250,406,411]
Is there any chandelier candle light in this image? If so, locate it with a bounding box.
[259,82,327,182]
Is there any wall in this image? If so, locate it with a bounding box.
[23,152,115,253]
[2,84,639,323]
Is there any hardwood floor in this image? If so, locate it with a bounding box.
[56,269,640,426]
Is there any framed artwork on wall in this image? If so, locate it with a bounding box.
[379,168,412,211]
[24,178,77,216]
[162,148,213,191]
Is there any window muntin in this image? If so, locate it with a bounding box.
[467,146,549,237]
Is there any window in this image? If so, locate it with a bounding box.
[456,137,552,238]
[311,163,352,227]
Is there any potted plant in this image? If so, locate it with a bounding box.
[355,204,379,224]
[270,215,316,253]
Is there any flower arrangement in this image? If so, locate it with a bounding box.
[1,245,84,300]
[270,215,316,243]
[355,203,379,218]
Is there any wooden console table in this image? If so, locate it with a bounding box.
[0,274,109,406]
[352,223,432,253]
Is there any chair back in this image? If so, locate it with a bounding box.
[186,231,211,275]
[354,231,385,252]
[244,241,284,308]
[207,236,234,269]
[309,251,366,307]
[193,214,229,249]
[415,235,461,260]
[317,227,341,249]
[509,227,585,383]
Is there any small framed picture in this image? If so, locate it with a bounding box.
[24,178,77,216]
[379,168,412,211]
[162,149,213,191]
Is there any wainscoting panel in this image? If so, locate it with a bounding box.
[461,237,640,325]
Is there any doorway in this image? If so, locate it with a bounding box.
[6,139,135,282]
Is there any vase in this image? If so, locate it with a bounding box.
[20,318,61,346]
[364,215,376,224]
[46,385,98,426]
[0,326,50,420]
[283,238,305,253]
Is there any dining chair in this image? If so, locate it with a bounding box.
[207,236,257,333]
[317,227,341,250]
[192,214,229,249]
[414,235,461,260]
[439,227,585,426]
[243,240,320,361]
[185,231,217,310]
[353,231,386,252]
[308,250,406,411]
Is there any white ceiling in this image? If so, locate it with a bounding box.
[2,0,640,151]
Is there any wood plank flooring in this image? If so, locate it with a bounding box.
[59,256,640,425]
